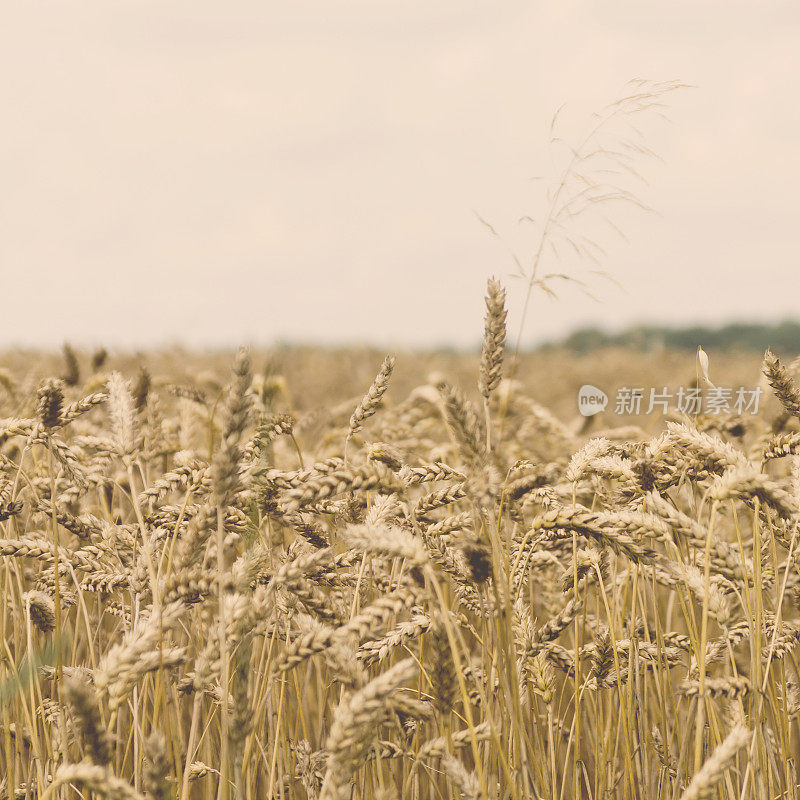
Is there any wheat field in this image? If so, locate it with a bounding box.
[1,282,799,800]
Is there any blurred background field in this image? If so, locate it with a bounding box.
[0,342,769,431]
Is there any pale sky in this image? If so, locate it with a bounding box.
[1,2,798,349]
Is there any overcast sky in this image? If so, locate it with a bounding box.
[1,2,798,349]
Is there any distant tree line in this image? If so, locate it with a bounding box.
[540,321,800,354]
